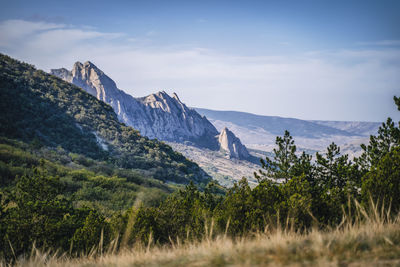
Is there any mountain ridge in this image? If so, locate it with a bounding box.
[51,62,220,150]
[51,61,255,161]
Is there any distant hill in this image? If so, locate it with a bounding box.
[195,108,379,138]
[310,120,381,136]
[0,53,209,185]
[195,107,381,157]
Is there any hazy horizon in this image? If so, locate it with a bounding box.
[1,0,399,122]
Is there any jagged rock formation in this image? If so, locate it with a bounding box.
[136,91,219,149]
[50,68,72,82]
[51,62,219,149]
[218,127,250,159]
[51,61,147,129]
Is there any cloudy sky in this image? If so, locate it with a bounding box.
[1,0,400,122]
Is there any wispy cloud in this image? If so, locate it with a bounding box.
[0,20,123,50]
[196,18,207,23]
[356,40,400,47]
[0,19,399,122]
[0,19,64,47]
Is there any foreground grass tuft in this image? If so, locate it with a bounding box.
[4,208,400,267]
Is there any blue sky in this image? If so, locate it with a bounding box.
[1,0,400,121]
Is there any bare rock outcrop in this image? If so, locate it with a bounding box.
[218,127,250,159]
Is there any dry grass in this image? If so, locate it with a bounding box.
[3,202,400,267]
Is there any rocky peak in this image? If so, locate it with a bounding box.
[141,90,169,103]
[83,61,97,68]
[72,61,83,70]
[172,92,181,102]
[139,91,175,113]
[50,68,72,82]
[54,61,121,105]
[52,61,141,124]
[218,127,250,159]
[72,61,100,72]
[137,91,219,148]
[139,91,191,115]
[50,62,220,149]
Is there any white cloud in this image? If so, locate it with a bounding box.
[0,20,123,52]
[1,19,399,122]
[0,19,63,47]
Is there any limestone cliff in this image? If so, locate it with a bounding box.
[218,127,250,159]
[51,62,219,149]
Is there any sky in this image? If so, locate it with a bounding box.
[1,0,399,122]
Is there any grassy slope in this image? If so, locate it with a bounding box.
[7,209,400,266]
[0,137,177,215]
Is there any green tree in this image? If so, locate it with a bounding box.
[72,210,110,254]
[247,179,282,230]
[359,118,400,169]
[361,147,400,212]
[217,178,253,235]
[2,169,81,259]
[315,142,351,189]
[256,130,298,183]
[358,95,400,212]
[280,175,313,228]
[394,96,400,110]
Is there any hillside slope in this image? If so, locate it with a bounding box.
[0,54,209,184]
[311,120,380,136]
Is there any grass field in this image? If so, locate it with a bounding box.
[4,202,400,267]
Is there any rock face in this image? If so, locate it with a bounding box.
[136,91,219,149]
[51,62,219,149]
[50,68,72,82]
[218,127,250,159]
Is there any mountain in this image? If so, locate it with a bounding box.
[310,120,380,136]
[136,91,219,149]
[51,62,219,149]
[50,61,262,185]
[195,107,381,157]
[0,53,209,185]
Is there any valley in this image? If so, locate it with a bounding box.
[167,142,259,187]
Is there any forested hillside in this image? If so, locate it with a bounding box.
[0,54,209,184]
